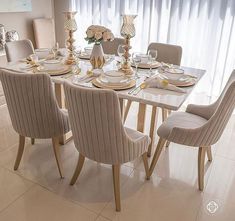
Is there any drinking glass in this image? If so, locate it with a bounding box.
[132,52,141,78]
[148,49,157,75]
[117,44,125,63]
[51,42,59,59]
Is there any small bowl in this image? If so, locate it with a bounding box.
[137,54,149,63]
[35,48,51,59]
[104,71,124,83]
[84,47,93,55]
[43,60,62,70]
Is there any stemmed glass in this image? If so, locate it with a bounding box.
[148,49,157,76]
[51,42,59,59]
[132,52,141,78]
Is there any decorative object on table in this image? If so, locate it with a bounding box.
[0,24,6,54]
[85,25,114,69]
[120,14,137,75]
[132,52,141,78]
[64,11,77,65]
[5,30,19,42]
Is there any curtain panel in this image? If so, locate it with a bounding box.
[71,0,235,97]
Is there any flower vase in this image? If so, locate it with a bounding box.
[90,43,105,69]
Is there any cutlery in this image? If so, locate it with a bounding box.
[128,83,142,94]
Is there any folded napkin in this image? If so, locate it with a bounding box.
[143,77,186,93]
[74,69,103,82]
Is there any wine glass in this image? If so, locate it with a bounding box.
[132,52,141,78]
[51,42,59,59]
[148,49,157,75]
[117,44,125,63]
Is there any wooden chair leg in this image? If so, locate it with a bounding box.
[14,135,25,170]
[142,152,150,179]
[112,165,121,212]
[207,146,212,162]
[31,138,35,145]
[198,147,206,191]
[52,137,64,178]
[124,100,132,122]
[70,154,85,185]
[147,106,158,157]
[162,108,168,122]
[149,138,166,177]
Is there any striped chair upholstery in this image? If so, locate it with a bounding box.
[149,70,235,190]
[0,70,70,178]
[64,82,150,211]
[101,37,125,55]
[5,39,34,62]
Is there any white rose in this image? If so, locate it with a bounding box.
[95,32,103,40]
[86,29,94,38]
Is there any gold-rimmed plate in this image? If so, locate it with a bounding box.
[92,77,136,90]
[131,61,161,69]
[36,65,71,76]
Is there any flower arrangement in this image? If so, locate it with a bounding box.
[85,25,114,44]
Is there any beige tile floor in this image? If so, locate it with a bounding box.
[0,93,235,221]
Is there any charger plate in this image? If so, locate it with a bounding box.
[131,61,161,69]
[36,65,71,76]
[92,77,136,90]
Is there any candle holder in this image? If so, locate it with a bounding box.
[120,15,137,75]
[64,11,77,65]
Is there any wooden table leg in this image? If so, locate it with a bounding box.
[119,98,124,122]
[54,83,72,145]
[148,106,158,157]
[137,103,147,132]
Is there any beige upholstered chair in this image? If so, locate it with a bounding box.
[149,70,235,190]
[33,18,56,49]
[0,70,70,178]
[101,37,125,55]
[147,42,182,66]
[5,39,34,62]
[124,42,183,156]
[64,82,150,211]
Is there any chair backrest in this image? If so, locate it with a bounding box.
[0,70,69,138]
[5,39,34,62]
[101,37,125,55]
[147,42,182,65]
[203,70,235,144]
[33,18,56,49]
[64,81,139,164]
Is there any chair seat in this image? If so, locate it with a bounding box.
[125,127,151,145]
[157,112,207,140]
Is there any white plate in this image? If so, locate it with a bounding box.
[165,68,184,74]
[98,75,130,86]
[37,65,66,72]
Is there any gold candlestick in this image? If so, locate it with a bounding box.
[120,15,137,75]
[64,11,77,65]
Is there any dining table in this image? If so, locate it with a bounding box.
[0,55,206,151]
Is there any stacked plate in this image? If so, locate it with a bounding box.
[92,70,136,90]
[160,72,197,87]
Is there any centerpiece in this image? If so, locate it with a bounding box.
[85,25,114,69]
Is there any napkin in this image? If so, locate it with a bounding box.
[143,77,186,93]
[74,69,103,82]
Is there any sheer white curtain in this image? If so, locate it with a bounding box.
[72,0,235,97]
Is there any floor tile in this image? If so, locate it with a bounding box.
[0,167,34,212]
[0,185,97,221]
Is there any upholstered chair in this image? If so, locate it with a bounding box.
[149,70,235,191]
[5,39,34,62]
[33,18,56,49]
[124,42,183,156]
[101,37,125,55]
[64,82,150,211]
[0,70,70,178]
